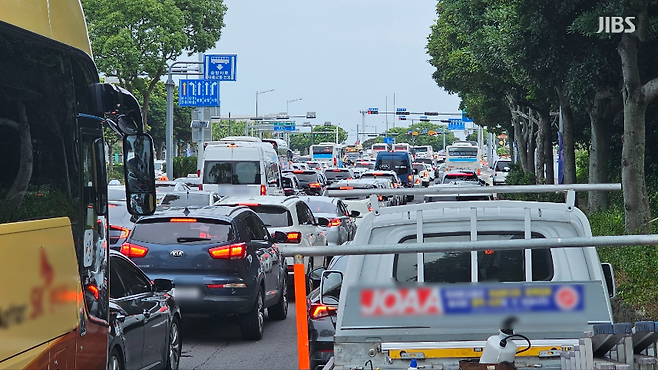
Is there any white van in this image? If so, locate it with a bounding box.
[200,136,284,196]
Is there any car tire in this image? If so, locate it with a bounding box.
[240,287,264,340]
[268,277,288,320]
[165,317,182,370]
[108,347,124,370]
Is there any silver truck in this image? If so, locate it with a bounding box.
[305,185,651,370]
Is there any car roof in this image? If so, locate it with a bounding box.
[298,195,337,204]
[137,205,249,222]
[217,195,300,207]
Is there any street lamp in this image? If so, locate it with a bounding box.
[255,89,275,117]
[286,98,302,115]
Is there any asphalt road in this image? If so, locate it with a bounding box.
[179,304,300,370]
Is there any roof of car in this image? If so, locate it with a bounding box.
[327,180,377,189]
[217,195,301,207]
[298,195,338,205]
[138,205,250,222]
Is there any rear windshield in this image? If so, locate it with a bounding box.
[160,193,210,207]
[376,158,410,176]
[355,162,375,169]
[131,219,234,244]
[413,164,426,172]
[325,171,352,180]
[416,158,433,165]
[250,205,293,227]
[496,161,512,171]
[204,161,261,185]
[282,177,294,187]
[448,147,478,157]
[443,173,479,183]
[395,232,552,283]
[294,172,319,184]
[305,200,336,214]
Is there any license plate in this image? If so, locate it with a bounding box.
[171,287,200,300]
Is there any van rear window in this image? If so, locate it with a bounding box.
[249,205,293,227]
[395,232,552,283]
[375,159,409,176]
[204,161,260,185]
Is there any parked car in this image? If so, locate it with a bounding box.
[301,195,359,247]
[118,206,288,340]
[323,168,355,185]
[158,190,222,210]
[108,250,182,370]
[217,196,329,287]
[306,255,348,370]
[282,173,306,196]
[492,159,512,185]
[285,170,327,196]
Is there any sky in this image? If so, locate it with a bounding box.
[176,0,462,144]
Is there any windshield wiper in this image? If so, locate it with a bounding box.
[177,237,212,243]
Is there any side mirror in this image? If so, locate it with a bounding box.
[273,230,288,243]
[320,270,343,306]
[89,83,142,134]
[413,168,419,175]
[601,263,616,298]
[317,217,330,227]
[350,210,360,217]
[123,134,156,216]
[153,278,173,292]
[308,266,326,291]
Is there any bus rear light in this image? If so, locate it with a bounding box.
[328,218,341,227]
[209,243,247,260]
[260,185,267,195]
[408,175,413,183]
[120,242,148,258]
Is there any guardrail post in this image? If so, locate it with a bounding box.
[293,253,310,370]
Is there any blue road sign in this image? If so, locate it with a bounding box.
[448,118,465,130]
[461,110,474,122]
[383,137,394,145]
[178,79,220,107]
[272,121,296,131]
[204,54,237,81]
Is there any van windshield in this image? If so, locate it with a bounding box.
[204,161,261,185]
[376,159,409,176]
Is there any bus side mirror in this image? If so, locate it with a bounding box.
[89,83,143,134]
[123,133,156,216]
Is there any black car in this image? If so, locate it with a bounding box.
[286,170,327,196]
[117,206,288,340]
[307,255,348,370]
[108,251,182,370]
[323,168,355,185]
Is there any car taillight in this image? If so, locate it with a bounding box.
[209,242,248,260]
[110,225,130,239]
[309,303,338,319]
[309,183,320,188]
[199,184,203,190]
[285,232,302,243]
[333,169,341,172]
[170,218,197,222]
[260,185,266,195]
[86,284,100,300]
[339,186,353,190]
[378,195,383,201]
[328,218,341,227]
[393,183,399,188]
[120,242,148,258]
[415,178,421,184]
[408,174,413,183]
[368,206,373,212]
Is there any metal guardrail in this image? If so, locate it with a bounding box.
[279,235,658,257]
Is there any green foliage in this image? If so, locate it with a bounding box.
[108,163,124,183]
[288,125,348,153]
[504,163,564,202]
[173,156,197,179]
[212,120,247,140]
[496,146,510,156]
[575,148,589,184]
[0,186,77,223]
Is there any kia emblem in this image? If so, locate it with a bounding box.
[170,250,184,258]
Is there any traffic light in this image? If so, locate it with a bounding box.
[395,108,410,115]
[399,116,406,121]
[367,108,379,114]
[420,116,430,122]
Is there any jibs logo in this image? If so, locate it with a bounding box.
[360,287,442,316]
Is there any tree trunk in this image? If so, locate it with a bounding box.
[587,91,621,213]
[525,109,536,174]
[535,111,546,184]
[557,86,576,184]
[0,102,33,215]
[508,129,515,163]
[536,107,553,184]
[618,33,653,234]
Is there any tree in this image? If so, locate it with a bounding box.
[83,0,227,128]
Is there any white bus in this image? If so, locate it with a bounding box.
[371,143,390,155]
[310,142,344,167]
[445,141,482,173]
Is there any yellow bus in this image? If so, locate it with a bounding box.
[0,2,156,369]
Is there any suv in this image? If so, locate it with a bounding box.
[217,196,328,286]
[374,151,414,187]
[492,159,512,185]
[285,170,327,196]
[323,168,355,185]
[118,206,288,340]
[282,173,306,196]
